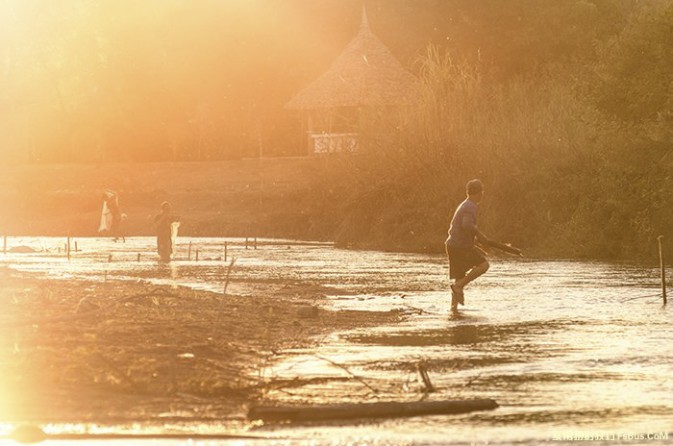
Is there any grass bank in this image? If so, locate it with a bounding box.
[1,154,671,262]
[0,158,352,242]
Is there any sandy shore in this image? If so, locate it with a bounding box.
[0,266,401,425]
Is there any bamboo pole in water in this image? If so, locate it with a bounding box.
[658,235,667,305]
[3,235,6,254]
[248,399,498,422]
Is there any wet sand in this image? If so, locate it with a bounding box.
[0,266,401,425]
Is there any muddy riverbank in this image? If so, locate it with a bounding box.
[0,266,401,425]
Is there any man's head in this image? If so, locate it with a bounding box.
[161,201,171,212]
[466,179,484,201]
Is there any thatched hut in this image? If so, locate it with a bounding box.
[286,9,418,154]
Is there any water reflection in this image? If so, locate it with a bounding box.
[1,237,673,445]
[348,325,482,346]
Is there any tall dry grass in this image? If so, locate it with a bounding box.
[339,45,627,257]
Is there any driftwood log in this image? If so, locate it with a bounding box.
[248,398,498,422]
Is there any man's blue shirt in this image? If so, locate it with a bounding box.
[446,198,479,249]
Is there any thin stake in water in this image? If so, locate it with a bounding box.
[658,235,667,305]
[215,258,236,325]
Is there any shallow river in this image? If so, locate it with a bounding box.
[1,237,672,445]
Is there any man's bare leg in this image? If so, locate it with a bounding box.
[456,261,489,288]
[452,261,490,305]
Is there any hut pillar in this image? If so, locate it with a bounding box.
[307,112,315,155]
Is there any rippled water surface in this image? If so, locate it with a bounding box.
[1,236,672,445]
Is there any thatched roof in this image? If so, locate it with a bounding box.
[286,9,418,110]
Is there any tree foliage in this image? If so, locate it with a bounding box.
[2,0,672,259]
[0,0,638,163]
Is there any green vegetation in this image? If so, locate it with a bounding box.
[338,0,673,260]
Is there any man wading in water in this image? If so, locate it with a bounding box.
[155,201,179,262]
[445,179,491,312]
